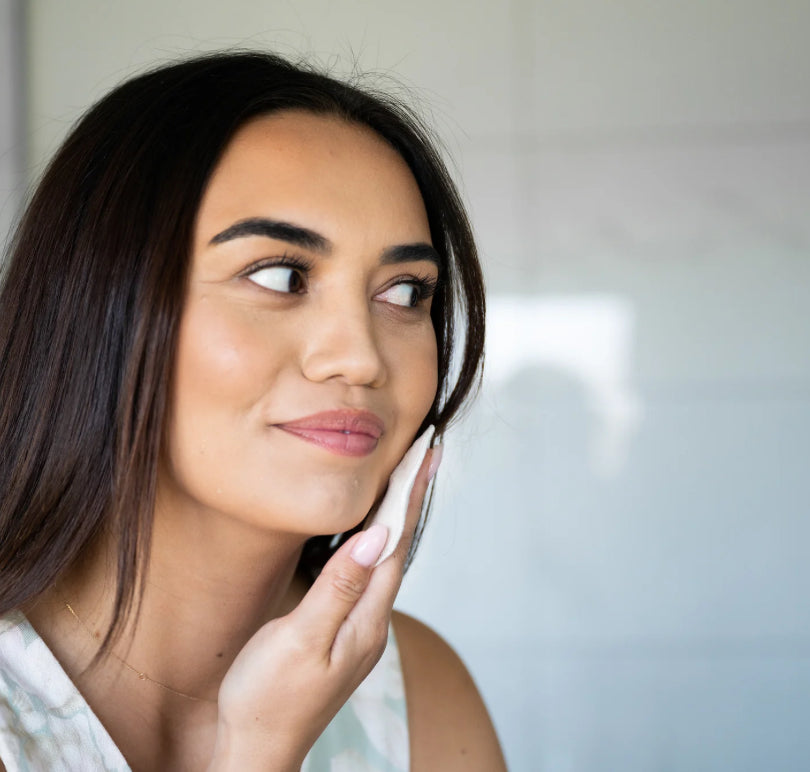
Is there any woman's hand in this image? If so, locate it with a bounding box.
[207,447,437,771]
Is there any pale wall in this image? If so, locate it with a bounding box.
[0,0,24,248]
[21,2,810,770]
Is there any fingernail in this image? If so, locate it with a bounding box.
[427,444,444,482]
[351,524,388,567]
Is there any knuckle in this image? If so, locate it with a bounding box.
[330,565,368,603]
[272,621,309,658]
[370,622,389,654]
[346,618,388,666]
[362,623,389,666]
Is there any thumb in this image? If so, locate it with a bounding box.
[289,524,388,650]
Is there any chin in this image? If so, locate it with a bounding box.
[223,473,382,538]
[303,479,381,534]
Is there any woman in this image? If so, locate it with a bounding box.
[0,52,505,770]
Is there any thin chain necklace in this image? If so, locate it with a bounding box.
[63,600,217,704]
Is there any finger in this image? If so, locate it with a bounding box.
[368,425,435,564]
[386,443,441,567]
[288,524,389,651]
[345,445,441,625]
[287,444,442,658]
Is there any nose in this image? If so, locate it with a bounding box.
[300,299,387,388]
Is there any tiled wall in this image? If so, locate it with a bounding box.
[23,2,810,769]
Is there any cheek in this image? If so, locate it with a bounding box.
[389,323,439,424]
[173,296,278,406]
[368,332,437,504]
[167,298,277,471]
[410,348,439,418]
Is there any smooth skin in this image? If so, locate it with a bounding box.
[20,111,506,771]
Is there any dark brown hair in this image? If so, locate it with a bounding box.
[0,51,484,651]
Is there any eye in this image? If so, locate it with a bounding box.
[246,264,306,294]
[377,281,422,308]
[376,276,438,309]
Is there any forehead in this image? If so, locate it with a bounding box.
[194,110,431,247]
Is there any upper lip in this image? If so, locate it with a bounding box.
[276,410,385,438]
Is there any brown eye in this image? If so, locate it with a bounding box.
[378,282,418,307]
[376,278,437,308]
[247,265,306,293]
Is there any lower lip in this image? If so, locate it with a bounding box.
[277,426,379,457]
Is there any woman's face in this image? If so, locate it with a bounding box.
[159,110,439,538]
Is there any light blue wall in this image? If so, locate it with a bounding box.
[21,2,810,769]
[0,0,24,250]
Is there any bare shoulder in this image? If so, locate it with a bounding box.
[391,611,507,772]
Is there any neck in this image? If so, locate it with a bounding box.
[32,499,311,706]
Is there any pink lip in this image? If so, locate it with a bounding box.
[275,410,384,457]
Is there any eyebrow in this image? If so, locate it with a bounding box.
[209,218,331,252]
[209,216,441,268]
[381,243,441,269]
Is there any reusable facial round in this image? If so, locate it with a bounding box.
[367,425,435,565]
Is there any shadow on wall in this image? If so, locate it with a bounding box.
[486,294,642,477]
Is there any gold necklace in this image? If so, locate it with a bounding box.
[63,601,217,703]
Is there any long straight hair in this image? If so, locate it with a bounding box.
[0,52,484,654]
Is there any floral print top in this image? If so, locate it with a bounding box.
[0,610,409,771]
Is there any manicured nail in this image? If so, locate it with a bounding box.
[427,444,444,482]
[351,524,388,567]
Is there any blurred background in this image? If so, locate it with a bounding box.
[2,1,809,770]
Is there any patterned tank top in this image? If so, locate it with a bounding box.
[0,610,409,771]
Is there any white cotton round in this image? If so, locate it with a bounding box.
[368,425,435,566]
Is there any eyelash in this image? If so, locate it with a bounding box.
[381,273,439,306]
[239,255,440,306]
[239,254,313,290]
